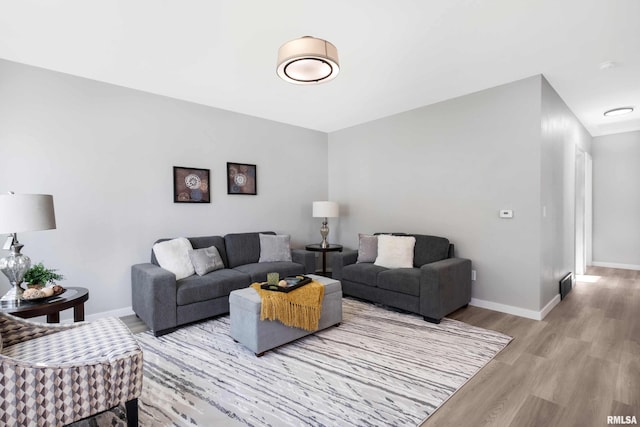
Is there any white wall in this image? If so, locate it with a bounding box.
[0,59,329,318]
[592,130,640,269]
[539,77,592,307]
[329,76,543,312]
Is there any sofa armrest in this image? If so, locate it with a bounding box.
[131,263,178,334]
[419,258,472,322]
[331,250,358,281]
[291,249,316,274]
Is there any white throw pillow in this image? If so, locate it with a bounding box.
[153,237,195,280]
[374,235,416,269]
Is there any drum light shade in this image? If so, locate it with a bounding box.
[277,36,339,84]
[312,201,339,218]
[0,193,56,234]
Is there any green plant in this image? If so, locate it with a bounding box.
[23,263,64,286]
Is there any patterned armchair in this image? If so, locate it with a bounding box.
[0,313,143,426]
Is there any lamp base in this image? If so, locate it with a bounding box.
[0,238,31,302]
[320,218,330,248]
[1,283,25,301]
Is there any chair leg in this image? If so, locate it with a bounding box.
[125,398,139,427]
[423,316,441,324]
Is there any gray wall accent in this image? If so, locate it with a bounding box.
[0,59,328,316]
[329,76,543,311]
[539,77,592,307]
[592,131,640,268]
[329,75,592,314]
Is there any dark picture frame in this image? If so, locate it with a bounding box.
[227,162,257,195]
[173,166,211,203]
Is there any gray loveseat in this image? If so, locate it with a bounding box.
[332,233,471,323]
[131,231,315,336]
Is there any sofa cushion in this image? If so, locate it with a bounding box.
[258,234,292,262]
[152,237,195,280]
[225,232,274,268]
[374,235,416,269]
[176,269,250,306]
[377,268,421,297]
[342,263,387,286]
[189,245,225,276]
[412,235,450,266]
[357,234,378,263]
[234,262,304,283]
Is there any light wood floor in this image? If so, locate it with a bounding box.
[122,267,639,426]
[424,266,640,427]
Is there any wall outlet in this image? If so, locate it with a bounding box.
[471,270,476,281]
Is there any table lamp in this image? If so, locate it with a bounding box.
[0,192,56,301]
[312,201,339,248]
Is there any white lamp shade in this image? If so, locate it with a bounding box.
[277,36,340,84]
[0,194,56,234]
[313,201,339,218]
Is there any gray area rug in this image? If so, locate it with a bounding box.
[135,298,512,427]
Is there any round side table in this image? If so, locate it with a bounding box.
[305,244,343,277]
[0,286,89,323]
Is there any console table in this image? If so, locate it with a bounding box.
[0,286,89,323]
[305,244,343,276]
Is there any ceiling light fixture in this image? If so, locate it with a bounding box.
[603,107,634,117]
[277,36,339,84]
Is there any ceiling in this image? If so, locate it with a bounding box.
[1,0,638,136]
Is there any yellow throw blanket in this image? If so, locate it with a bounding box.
[250,280,325,331]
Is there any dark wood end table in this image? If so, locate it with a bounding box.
[305,244,343,276]
[0,286,89,323]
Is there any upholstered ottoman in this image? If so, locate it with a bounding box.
[229,274,342,356]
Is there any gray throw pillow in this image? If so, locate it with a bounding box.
[258,234,292,262]
[357,234,378,263]
[188,245,225,276]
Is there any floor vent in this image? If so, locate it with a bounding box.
[560,272,573,300]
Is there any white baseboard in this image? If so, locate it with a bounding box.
[591,261,640,271]
[470,294,561,321]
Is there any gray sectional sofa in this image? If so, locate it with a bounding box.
[332,233,471,323]
[131,231,315,336]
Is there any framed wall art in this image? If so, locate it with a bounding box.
[227,162,257,195]
[173,166,210,203]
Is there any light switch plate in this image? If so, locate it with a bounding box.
[500,209,514,218]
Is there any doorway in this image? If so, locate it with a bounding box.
[575,148,592,275]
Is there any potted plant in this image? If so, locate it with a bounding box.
[23,263,64,288]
